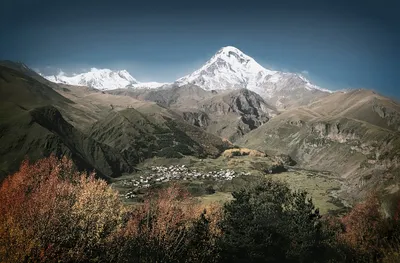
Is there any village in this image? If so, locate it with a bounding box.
[121,165,251,199]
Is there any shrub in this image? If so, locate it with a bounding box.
[222,148,266,158]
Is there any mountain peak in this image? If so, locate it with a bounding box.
[45,68,138,90]
[176,46,331,108]
[211,45,273,75]
[45,68,170,90]
[217,46,245,55]
[176,46,278,90]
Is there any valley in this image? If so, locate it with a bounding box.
[112,155,347,214]
[1,46,399,211]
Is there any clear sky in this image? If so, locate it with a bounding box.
[0,0,399,97]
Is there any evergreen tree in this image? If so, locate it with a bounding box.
[218,178,332,263]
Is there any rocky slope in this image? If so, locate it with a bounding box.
[192,89,277,141]
[88,107,229,164]
[109,84,214,108]
[237,89,400,201]
[109,85,277,141]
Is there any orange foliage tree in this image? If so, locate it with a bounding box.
[119,184,222,263]
[0,155,126,263]
[0,156,223,263]
[339,194,388,260]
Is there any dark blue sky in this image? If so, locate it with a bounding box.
[0,0,399,96]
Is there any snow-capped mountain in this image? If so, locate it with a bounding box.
[46,68,138,90]
[43,46,331,108]
[176,46,331,108]
[176,46,277,91]
[45,68,167,90]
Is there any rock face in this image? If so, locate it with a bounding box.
[109,85,277,142]
[195,89,277,141]
[181,111,210,128]
[274,154,297,166]
[372,104,400,131]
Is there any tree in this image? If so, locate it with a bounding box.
[119,184,222,263]
[0,155,126,262]
[217,178,332,263]
[339,194,387,260]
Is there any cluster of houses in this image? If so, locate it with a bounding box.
[122,165,251,199]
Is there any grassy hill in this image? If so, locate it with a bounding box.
[237,89,400,201]
[0,63,229,180]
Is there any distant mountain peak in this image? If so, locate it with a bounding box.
[44,68,169,90]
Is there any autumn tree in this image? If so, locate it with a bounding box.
[118,184,222,263]
[338,194,388,261]
[0,155,126,262]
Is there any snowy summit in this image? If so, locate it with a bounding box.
[45,68,167,90]
[176,46,278,90]
[176,46,331,98]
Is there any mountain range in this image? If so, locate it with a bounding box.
[44,46,331,110]
[1,45,400,204]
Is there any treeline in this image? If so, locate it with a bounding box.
[1,156,400,262]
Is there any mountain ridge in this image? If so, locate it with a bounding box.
[41,46,332,109]
[45,68,169,91]
[0,63,230,180]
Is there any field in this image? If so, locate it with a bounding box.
[111,155,348,214]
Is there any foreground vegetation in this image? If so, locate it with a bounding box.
[2,156,400,262]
